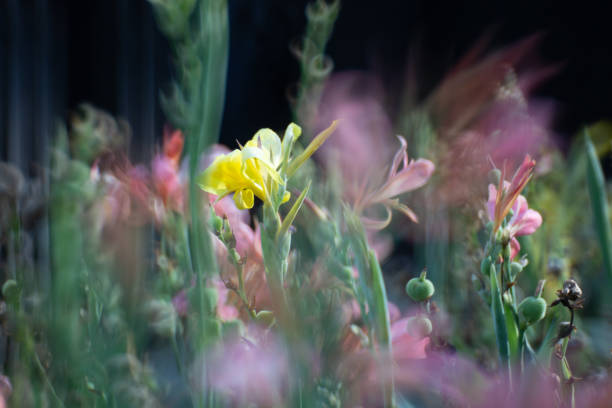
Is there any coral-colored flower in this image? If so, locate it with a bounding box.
[162,126,184,168]
[490,155,536,233]
[152,127,185,211]
[487,156,542,258]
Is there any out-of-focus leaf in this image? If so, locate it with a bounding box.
[490,265,511,373]
[586,121,612,157]
[585,131,612,280]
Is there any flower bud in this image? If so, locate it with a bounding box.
[211,212,223,235]
[510,262,523,277]
[502,242,511,259]
[405,270,435,302]
[221,218,234,245]
[488,168,502,186]
[518,296,547,325]
[145,299,179,338]
[229,248,241,265]
[1,279,19,306]
[480,257,492,276]
[255,310,275,326]
[406,315,432,339]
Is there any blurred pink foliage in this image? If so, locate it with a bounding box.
[428,35,559,205]
[205,331,289,406]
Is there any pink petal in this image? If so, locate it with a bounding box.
[487,184,497,221]
[393,333,430,361]
[514,209,542,236]
[387,302,400,323]
[389,135,408,178]
[510,237,521,260]
[377,159,434,200]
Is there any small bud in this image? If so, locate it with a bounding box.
[405,270,435,302]
[2,280,20,305]
[510,262,523,277]
[146,299,179,338]
[518,296,547,325]
[502,242,511,259]
[480,257,492,276]
[255,310,275,326]
[406,315,432,339]
[212,213,223,234]
[502,291,513,305]
[221,218,234,245]
[229,248,241,265]
[488,168,502,186]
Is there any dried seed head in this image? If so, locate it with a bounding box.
[561,279,582,301]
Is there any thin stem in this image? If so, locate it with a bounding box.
[34,349,65,408]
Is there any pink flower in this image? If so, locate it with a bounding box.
[390,317,430,362]
[212,278,240,321]
[356,135,435,229]
[152,128,185,212]
[152,155,183,210]
[171,278,239,321]
[487,158,542,259]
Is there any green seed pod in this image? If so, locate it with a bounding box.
[518,296,547,325]
[406,315,433,339]
[406,270,435,302]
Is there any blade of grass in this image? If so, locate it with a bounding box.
[585,131,612,280]
[490,265,512,381]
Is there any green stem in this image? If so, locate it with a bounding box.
[34,349,65,408]
[560,336,575,408]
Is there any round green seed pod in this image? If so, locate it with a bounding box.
[406,316,433,339]
[518,296,547,325]
[406,272,435,302]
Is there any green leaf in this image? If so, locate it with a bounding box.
[585,131,612,280]
[278,181,311,238]
[490,265,511,373]
[504,302,520,359]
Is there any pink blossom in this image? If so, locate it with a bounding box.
[487,173,542,259]
[152,154,183,210]
[390,317,430,362]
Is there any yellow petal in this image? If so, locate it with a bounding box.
[245,128,282,168]
[233,188,254,210]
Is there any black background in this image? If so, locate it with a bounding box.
[2,0,612,169]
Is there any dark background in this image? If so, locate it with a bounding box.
[1,0,611,173]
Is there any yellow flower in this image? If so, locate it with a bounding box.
[197,121,336,210]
